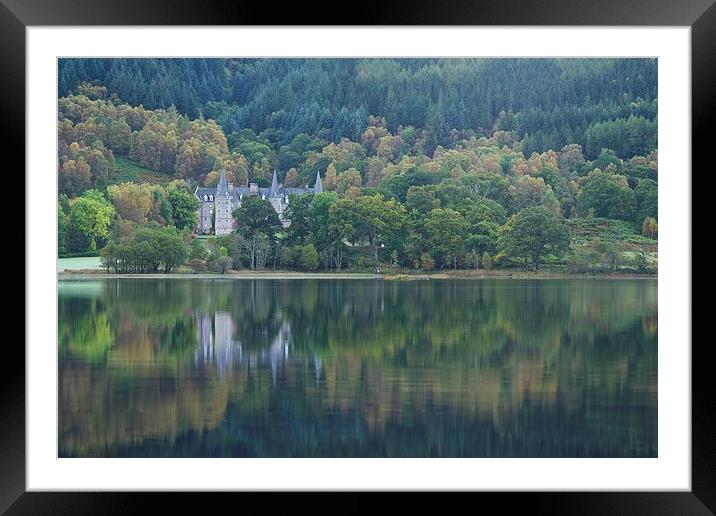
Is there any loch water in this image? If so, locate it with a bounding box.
[58,278,657,457]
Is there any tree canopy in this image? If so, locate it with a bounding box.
[59,58,657,160]
[498,206,571,270]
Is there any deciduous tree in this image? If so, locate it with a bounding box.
[107,182,154,224]
[498,206,570,270]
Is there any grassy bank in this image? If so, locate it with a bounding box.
[58,256,103,271]
[112,157,174,185]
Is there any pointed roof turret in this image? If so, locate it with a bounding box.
[270,170,280,197]
[217,169,229,196]
[314,171,323,194]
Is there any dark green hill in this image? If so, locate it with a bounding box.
[58,58,657,159]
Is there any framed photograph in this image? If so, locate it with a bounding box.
[6,0,711,512]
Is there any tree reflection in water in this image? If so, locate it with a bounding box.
[58,278,657,457]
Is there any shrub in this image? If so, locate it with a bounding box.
[211,256,232,274]
[190,259,207,273]
[569,247,595,273]
[355,255,379,271]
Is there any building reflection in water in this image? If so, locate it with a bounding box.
[196,312,240,378]
[195,311,313,383]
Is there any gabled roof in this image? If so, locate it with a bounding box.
[196,179,316,202]
[195,187,217,200]
[283,187,310,196]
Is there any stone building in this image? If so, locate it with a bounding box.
[194,169,323,235]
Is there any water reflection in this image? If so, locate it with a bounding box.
[58,278,657,457]
[195,312,295,381]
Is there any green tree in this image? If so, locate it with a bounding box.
[100,225,189,273]
[214,256,232,274]
[405,185,440,215]
[67,190,116,253]
[281,247,296,268]
[58,204,69,255]
[498,206,570,270]
[156,229,188,273]
[465,220,499,265]
[166,181,201,230]
[481,251,494,270]
[634,179,658,225]
[148,186,174,225]
[233,196,282,239]
[241,232,272,270]
[284,193,315,245]
[331,194,408,261]
[190,239,209,260]
[299,243,319,270]
[135,226,188,273]
[423,208,470,269]
[311,193,346,270]
[420,253,435,271]
[577,170,635,221]
[231,233,246,269]
[390,249,399,268]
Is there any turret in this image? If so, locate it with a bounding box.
[270,170,280,198]
[217,169,229,196]
[314,171,323,194]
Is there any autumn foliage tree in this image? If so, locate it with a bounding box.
[641,217,658,239]
[107,182,154,224]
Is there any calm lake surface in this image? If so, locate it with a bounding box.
[58,278,657,457]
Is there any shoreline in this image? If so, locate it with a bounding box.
[58,270,657,281]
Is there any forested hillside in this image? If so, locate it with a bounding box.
[57,58,657,273]
[59,58,657,159]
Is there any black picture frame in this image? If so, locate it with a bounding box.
[5,0,710,513]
